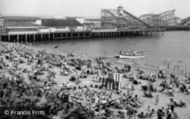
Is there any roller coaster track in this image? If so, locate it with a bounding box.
[102,9,154,29]
[103,10,133,27]
[123,10,153,29]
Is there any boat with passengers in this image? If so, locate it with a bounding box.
[117,50,148,59]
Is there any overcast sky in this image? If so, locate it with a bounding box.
[0,0,189,19]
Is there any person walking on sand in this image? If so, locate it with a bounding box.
[170,98,175,112]
[156,95,159,105]
[147,105,150,112]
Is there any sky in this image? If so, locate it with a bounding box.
[0,0,189,19]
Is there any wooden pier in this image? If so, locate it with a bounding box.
[161,25,190,31]
[0,29,164,43]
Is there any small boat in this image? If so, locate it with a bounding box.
[117,50,148,59]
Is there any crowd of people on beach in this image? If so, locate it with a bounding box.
[0,42,189,119]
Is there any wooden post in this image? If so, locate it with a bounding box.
[82,33,85,38]
[33,34,36,42]
[78,33,80,38]
[52,34,54,39]
[48,33,50,40]
[8,35,10,42]
[70,33,73,38]
[17,35,19,43]
[41,34,43,41]
[25,34,28,43]
[45,34,47,41]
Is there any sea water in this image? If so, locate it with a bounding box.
[33,31,190,72]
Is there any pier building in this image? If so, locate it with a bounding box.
[0,6,165,42]
[83,18,101,29]
[66,17,84,24]
[41,18,84,31]
[66,17,101,29]
[3,16,45,35]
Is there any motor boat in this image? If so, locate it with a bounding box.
[117,50,148,59]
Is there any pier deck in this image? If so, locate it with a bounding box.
[0,29,164,43]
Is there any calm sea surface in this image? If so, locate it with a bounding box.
[33,31,190,71]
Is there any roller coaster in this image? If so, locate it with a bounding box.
[139,9,180,27]
[101,6,154,30]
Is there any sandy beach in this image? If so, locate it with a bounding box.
[0,42,190,119]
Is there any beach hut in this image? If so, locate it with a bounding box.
[104,72,122,91]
